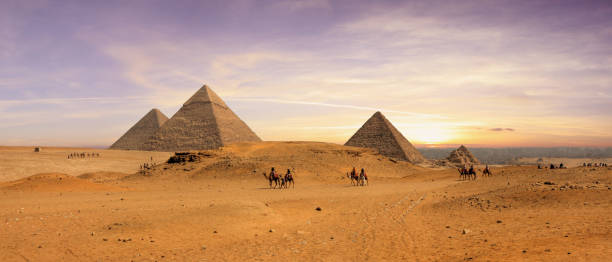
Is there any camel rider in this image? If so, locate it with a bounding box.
[271,167,278,179]
[351,167,356,177]
[286,169,292,179]
[360,168,368,180]
[469,165,474,174]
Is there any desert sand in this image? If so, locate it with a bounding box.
[1,142,611,261]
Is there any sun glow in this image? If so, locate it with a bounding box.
[404,127,455,145]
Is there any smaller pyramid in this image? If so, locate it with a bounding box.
[447,145,480,167]
[110,109,168,150]
[345,111,425,163]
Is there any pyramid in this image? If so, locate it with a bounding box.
[139,85,261,151]
[447,145,480,167]
[345,111,425,163]
[110,108,169,150]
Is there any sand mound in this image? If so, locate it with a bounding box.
[137,141,425,181]
[0,173,122,192]
[77,171,131,183]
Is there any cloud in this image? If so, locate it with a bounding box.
[0,96,145,106]
[273,0,330,12]
[489,128,515,132]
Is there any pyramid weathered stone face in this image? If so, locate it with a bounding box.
[139,85,261,152]
[110,109,169,150]
[345,111,425,163]
[447,145,480,166]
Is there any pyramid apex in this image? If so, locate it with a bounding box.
[370,111,386,120]
[184,84,228,108]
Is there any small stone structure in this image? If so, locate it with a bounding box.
[345,111,425,163]
[34,147,41,152]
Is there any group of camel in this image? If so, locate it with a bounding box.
[457,165,491,180]
[262,168,295,189]
[346,167,368,186]
[583,162,608,167]
[263,163,493,188]
[68,152,100,159]
[262,167,370,189]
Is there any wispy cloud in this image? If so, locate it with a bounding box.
[272,0,331,12]
[227,97,446,119]
[0,96,145,106]
[489,128,515,132]
[1,0,611,146]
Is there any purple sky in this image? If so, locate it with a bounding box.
[1,0,611,147]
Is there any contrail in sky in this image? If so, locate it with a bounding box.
[227,97,447,119]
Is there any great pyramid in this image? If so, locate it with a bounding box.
[139,85,261,152]
[110,108,169,150]
[447,145,480,167]
[345,111,425,163]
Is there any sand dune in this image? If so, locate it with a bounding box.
[0,146,172,182]
[0,142,610,261]
[0,173,123,192]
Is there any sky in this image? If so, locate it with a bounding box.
[1,0,611,148]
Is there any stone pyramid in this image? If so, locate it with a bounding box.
[447,145,480,166]
[345,111,425,163]
[110,108,168,150]
[139,85,261,151]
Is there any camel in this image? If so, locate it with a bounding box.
[284,170,295,188]
[458,167,477,180]
[482,165,492,177]
[347,169,359,186]
[263,170,282,189]
[457,168,467,180]
[358,171,368,186]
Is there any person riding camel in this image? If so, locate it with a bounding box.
[271,167,279,179]
[351,167,357,178]
[360,168,368,180]
[468,165,474,174]
[285,169,292,179]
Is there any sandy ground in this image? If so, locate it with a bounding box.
[1,142,611,261]
[0,146,172,182]
[518,157,612,168]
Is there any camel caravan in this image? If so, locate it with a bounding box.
[582,162,608,167]
[68,152,101,159]
[262,168,295,189]
[457,164,492,180]
[347,167,368,186]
